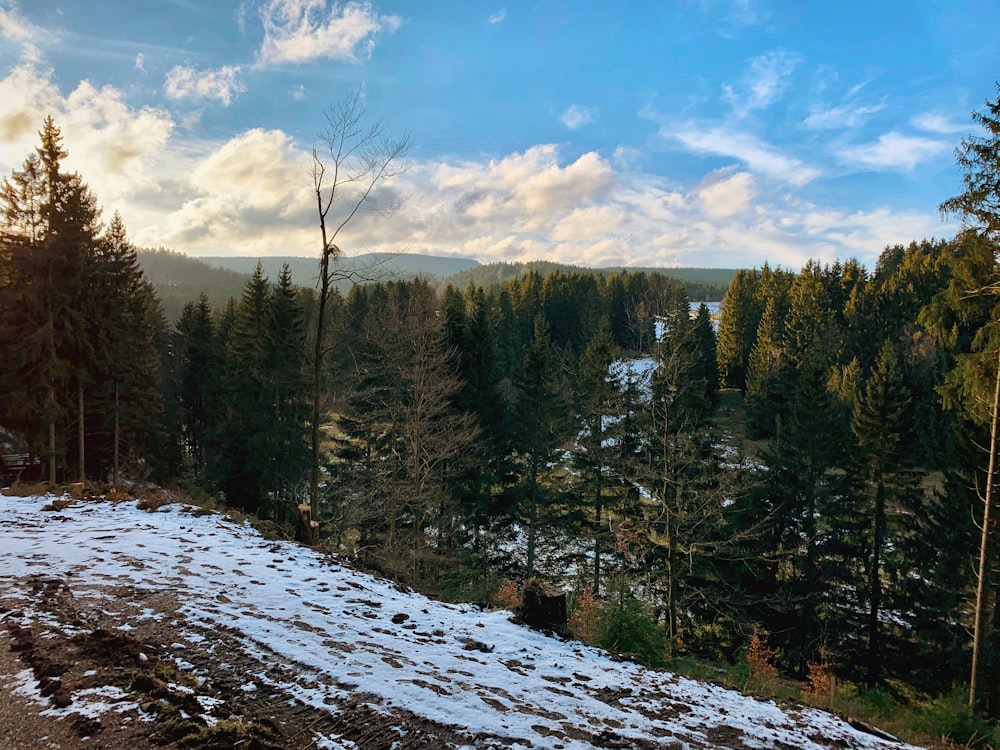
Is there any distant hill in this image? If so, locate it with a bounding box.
[441,261,736,301]
[138,249,737,322]
[138,248,251,323]
[200,253,481,289]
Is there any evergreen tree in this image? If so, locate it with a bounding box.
[716,269,761,390]
[174,294,221,477]
[262,264,310,509]
[574,321,620,594]
[940,82,1000,238]
[514,316,574,578]
[0,118,102,482]
[89,213,166,482]
[744,296,793,437]
[851,340,913,687]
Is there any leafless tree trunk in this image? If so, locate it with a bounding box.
[112,380,120,486]
[969,346,1000,707]
[77,379,85,483]
[308,90,409,532]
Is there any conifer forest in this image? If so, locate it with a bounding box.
[6,86,1000,731]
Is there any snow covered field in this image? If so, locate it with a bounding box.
[0,494,919,749]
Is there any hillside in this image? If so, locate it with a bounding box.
[440,261,735,301]
[201,253,482,288]
[137,250,735,322]
[0,494,918,750]
[137,248,251,322]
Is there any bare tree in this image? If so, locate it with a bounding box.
[308,90,410,533]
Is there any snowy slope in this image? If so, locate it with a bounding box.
[0,495,919,749]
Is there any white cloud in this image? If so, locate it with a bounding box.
[165,65,246,106]
[489,8,506,24]
[839,131,952,171]
[257,0,402,65]
[0,63,952,273]
[697,169,755,217]
[803,102,883,130]
[134,53,146,73]
[0,4,54,62]
[669,124,820,186]
[0,64,174,218]
[0,5,43,42]
[723,50,799,117]
[560,104,595,130]
[912,112,969,135]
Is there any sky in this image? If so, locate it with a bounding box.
[0,0,997,271]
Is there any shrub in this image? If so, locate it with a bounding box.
[746,630,778,681]
[912,689,998,749]
[596,584,666,668]
[494,578,521,610]
[568,587,600,643]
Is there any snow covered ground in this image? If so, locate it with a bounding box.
[0,494,919,749]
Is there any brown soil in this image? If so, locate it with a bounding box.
[0,574,488,749]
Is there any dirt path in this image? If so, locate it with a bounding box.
[0,575,478,749]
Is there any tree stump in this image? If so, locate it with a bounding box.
[295,503,319,546]
[517,579,567,633]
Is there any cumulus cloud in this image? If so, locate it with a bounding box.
[150,128,315,254]
[669,124,820,186]
[257,0,402,65]
[697,169,755,217]
[723,50,799,117]
[839,131,952,171]
[560,104,595,130]
[135,53,146,73]
[0,64,174,205]
[165,65,246,106]
[489,8,506,24]
[0,62,952,272]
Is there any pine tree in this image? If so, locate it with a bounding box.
[174,295,221,476]
[744,296,793,437]
[851,340,913,687]
[0,118,102,482]
[213,263,272,511]
[262,264,310,509]
[716,269,761,390]
[575,321,619,594]
[514,316,574,579]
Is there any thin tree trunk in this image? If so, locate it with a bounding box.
[970,347,1000,707]
[47,409,56,484]
[310,242,333,524]
[77,379,85,483]
[866,477,885,688]
[113,380,120,486]
[526,455,538,579]
[46,283,57,485]
[593,415,603,595]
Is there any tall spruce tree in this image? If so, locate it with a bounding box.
[575,321,620,594]
[716,269,761,390]
[851,340,914,687]
[0,118,102,482]
[514,316,573,579]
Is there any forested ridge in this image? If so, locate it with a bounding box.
[5,94,1000,746]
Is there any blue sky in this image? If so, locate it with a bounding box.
[0,0,997,270]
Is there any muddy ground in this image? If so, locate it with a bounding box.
[0,574,487,749]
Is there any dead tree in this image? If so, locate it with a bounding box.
[308,90,410,534]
